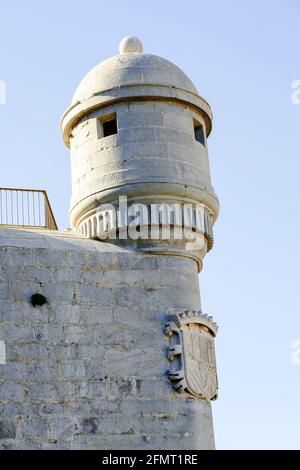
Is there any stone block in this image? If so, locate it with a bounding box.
[50,305,81,324]
[0,382,25,401]
[106,349,165,377]
[29,382,53,401]
[34,324,63,343]
[59,361,87,380]
[48,417,81,440]
[73,435,108,450]
[18,417,48,439]
[79,306,113,324]
[76,285,112,306]
[81,417,102,434]
[53,382,77,401]
[78,380,107,399]
[121,398,178,416]
[108,377,137,399]
[0,420,16,439]
[40,403,65,415]
[102,413,134,435]
[63,325,93,344]
[0,360,32,382]
[42,283,75,304]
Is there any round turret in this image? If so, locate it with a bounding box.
[61,37,219,269]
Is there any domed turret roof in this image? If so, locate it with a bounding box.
[62,37,212,148]
[72,38,198,105]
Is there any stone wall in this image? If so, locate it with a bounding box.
[0,229,214,449]
[68,96,218,233]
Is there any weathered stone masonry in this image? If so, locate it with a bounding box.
[0,229,214,449]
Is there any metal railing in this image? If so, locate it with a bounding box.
[0,188,58,230]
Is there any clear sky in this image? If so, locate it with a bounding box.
[0,0,299,450]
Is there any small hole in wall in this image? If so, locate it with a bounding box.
[30,293,47,308]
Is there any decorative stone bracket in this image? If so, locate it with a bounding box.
[77,202,214,252]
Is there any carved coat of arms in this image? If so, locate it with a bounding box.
[165,310,218,400]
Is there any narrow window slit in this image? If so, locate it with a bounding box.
[193,120,205,146]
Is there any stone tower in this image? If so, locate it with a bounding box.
[0,37,219,450]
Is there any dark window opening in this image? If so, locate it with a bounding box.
[194,120,205,146]
[103,118,117,137]
[98,113,118,138]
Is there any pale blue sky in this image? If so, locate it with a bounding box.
[0,0,299,449]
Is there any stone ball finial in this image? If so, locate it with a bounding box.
[119,36,143,54]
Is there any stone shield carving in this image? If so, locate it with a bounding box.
[165,310,218,400]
